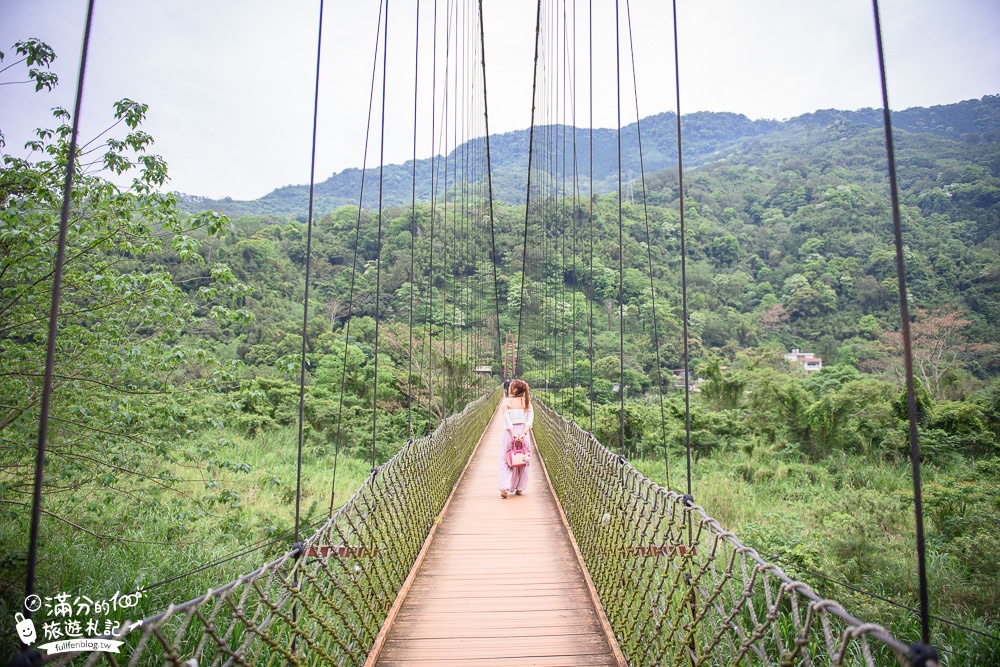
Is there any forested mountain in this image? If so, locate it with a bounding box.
[179,95,1000,215]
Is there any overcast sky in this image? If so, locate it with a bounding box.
[2,0,998,200]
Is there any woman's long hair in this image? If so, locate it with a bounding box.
[509,379,531,410]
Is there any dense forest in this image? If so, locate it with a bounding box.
[2,39,998,663]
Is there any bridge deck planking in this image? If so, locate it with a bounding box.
[371,406,621,667]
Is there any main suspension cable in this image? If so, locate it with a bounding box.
[24,0,97,614]
[625,0,669,489]
[871,0,934,659]
[571,0,578,415]
[671,0,693,499]
[477,0,504,371]
[587,0,595,431]
[328,0,385,515]
[295,0,326,544]
[371,0,391,470]
[516,0,545,377]
[407,0,422,440]
[424,0,440,423]
[615,0,626,456]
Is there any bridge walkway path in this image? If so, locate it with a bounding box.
[368,404,625,667]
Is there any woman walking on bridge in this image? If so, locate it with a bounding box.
[499,379,534,498]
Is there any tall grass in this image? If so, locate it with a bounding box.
[633,446,1000,666]
[0,424,371,658]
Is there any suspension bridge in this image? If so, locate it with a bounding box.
[9,0,948,665]
[20,392,910,667]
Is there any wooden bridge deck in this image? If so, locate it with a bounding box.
[368,405,625,667]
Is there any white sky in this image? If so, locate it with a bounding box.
[2,0,999,201]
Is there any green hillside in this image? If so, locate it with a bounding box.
[179,95,1000,216]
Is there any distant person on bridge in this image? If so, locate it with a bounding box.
[503,376,512,396]
[499,379,534,498]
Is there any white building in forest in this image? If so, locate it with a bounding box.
[785,349,823,372]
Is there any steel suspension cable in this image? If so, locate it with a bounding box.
[443,0,454,407]
[669,19,698,652]
[545,2,556,395]
[295,0,325,545]
[541,1,550,396]
[552,4,559,397]
[614,0,625,456]
[462,4,468,398]
[472,35,478,388]
[407,0,422,440]
[437,0,456,412]
[553,0,559,395]
[425,0,439,423]
[571,0,578,415]
[454,0,463,394]
[470,13,477,394]
[471,1,477,393]
[371,0,390,470]
[871,0,935,661]
[328,0,385,515]
[465,1,471,397]
[458,1,464,399]
[23,0,96,620]
[516,0,545,378]
[538,13,547,394]
[457,32,465,381]
[625,0,669,489]
[671,0,693,499]
[560,0,569,411]
[451,0,459,402]
[460,0,469,398]
[587,0,595,431]
[476,0,505,373]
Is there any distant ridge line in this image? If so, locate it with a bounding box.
[177,95,1000,217]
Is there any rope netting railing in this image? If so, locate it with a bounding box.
[534,399,912,667]
[44,389,499,667]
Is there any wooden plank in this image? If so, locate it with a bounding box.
[407,588,590,599]
[387,620,598,638]
[378,655,616,667]
[388,597,594,613]
[407,584,590,597]
[379,635,611,660]
[389,614,601,626]
[369,404,620,666]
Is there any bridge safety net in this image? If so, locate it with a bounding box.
[534,400,912,667]
[43,389,500,667]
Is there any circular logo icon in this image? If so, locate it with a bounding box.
[24,595,41,613]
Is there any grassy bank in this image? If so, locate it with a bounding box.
[0,425,371,655]
[631,446,1000,666]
